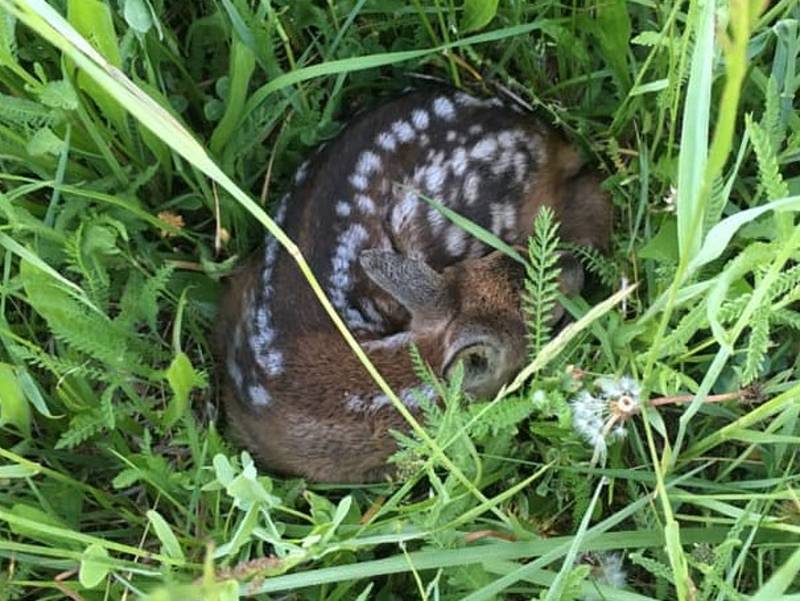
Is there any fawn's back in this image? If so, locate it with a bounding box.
[218,89,612,482]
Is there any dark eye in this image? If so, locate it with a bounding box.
[464,349,488,376]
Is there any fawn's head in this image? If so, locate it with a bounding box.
[360,248,529,399]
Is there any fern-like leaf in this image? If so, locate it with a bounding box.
[773,309,800,330]
[561,242,618,288]
[0,94,55,130]
[747,114,789,201]
[763,75,784,151]
[524,207,561,360]
[741,305,770,385]
[660,302,706,357]
[703,175,726,236]
[629,552,675,585]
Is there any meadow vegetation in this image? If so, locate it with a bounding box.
[0,0,799,599]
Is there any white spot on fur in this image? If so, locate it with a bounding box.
[345,394,367,412]
[446,130,457,142]
[412,109,429,130]
[454,91,482,107]
[471,136,498,160]
[362,331,414,353]
[492,150,514,176]
[328,223,369,325]
[294,160,310,184]
[255,306,275,346]
[360,298,385,326]
[445,226,467,256]
[249,385,272,407]
[336,201,351,217]
[433,96,456,121]
[497,130,517,148]
[391,189,418,233]
[345,307,376,332]
[427,205,447,235]
[513,151,529,183]
[424,164,446,194]
[344,387,437,413]
[392,120,415,143]
[226,351,244,390]
[369,393,391,411]
[264,350,284,376]
[468,124,484,136]
[450,147,468,176]
[377,132,397,151]
[355,194,376,214]
[490,202,517,235]
[464,173,481,204]
[356,150,382,176]
[250,194,290,377]
[400,384,436,408]
[349,173,368,190]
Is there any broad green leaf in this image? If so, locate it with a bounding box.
[0,363,30,436]
[123,0,153,34]
[211,453,235,487]
[630,78,669,96]
[663,520,692,601]
[146,510,185,561]
[66,0,128,136]
[676,0,715,261]
[637,218,679,263]
[79,543,110,589]
[5,239,92,306]
[0,11,16,66]
[212,504,259,559]
[9,503,74,547]
[143,580,239,601]
[460,0,498,32]
[688,195,800,272]
[209,39,256,154]
[631,30,666,46]
[224,454,281,511]
[593,0,631,94]
[16,368,57,418]
[0,463,40,478]
[163,352,204,427]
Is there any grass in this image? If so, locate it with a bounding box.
[0,0,799,599]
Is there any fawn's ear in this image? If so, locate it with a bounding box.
[359,249,452,319]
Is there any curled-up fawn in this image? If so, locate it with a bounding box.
[217,89,612,482]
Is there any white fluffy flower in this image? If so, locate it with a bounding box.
[582,552,627,601]
[570,376,641,464]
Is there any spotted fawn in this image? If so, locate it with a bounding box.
[217,89,612,482]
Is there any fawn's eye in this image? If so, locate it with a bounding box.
[444,343,496,391]
[463,347,489,375]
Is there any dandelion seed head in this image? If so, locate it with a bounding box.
[597,553,627,588]
[580,552,627,601]
[570,375,641,462]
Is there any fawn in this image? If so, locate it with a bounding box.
[217,89,612,482]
